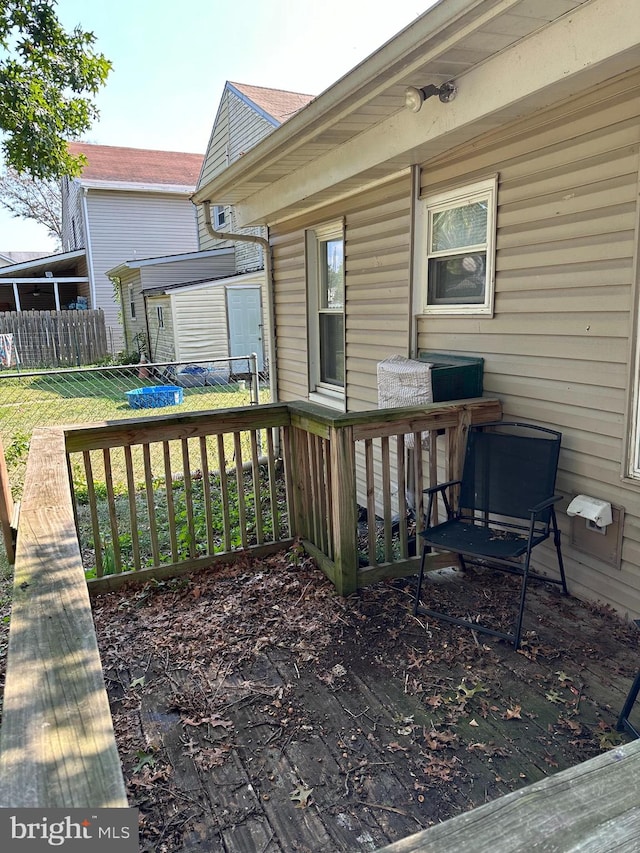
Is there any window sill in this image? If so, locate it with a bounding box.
[309,389,345,412]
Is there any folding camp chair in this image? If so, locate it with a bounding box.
[616,620,640,740]
[413,421,568,649]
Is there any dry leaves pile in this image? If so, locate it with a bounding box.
[91,546,639,851]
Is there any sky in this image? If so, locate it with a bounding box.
[0,0,438,253]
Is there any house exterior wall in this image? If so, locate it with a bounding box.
[85,190,199,350]
[270,176,412,407]
[61,178,85,252]
[415,70,640,617]
[266,70,640,619]
[197,85,275,273]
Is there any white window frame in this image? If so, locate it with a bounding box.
[214,205,226,229]
[417,176,498,316]
[628,324,640,479]
[306,220,346,410]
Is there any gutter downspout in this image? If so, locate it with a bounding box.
[200,200,278,403]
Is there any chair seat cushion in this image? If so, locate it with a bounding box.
[420,519,546,560]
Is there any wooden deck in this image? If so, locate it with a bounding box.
[92,549,640,852]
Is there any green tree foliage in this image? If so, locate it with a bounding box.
[0,0,111,180]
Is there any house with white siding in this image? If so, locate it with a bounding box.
[61,142,204,350]
[192,0,640,620]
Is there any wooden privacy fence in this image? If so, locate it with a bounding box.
[0,309,108,367]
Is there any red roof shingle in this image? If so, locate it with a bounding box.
[229,82,315,124]
[67,142,204,186]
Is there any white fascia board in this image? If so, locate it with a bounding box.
[81,179,195,194]
[235,0,640,227]
[191,0,523,206]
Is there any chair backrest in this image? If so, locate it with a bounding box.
[459,422,561,523]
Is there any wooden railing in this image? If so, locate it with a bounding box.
[0,427,127,807]
[287,398,502,594]
[0,397,501,807]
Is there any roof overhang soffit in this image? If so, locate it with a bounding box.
[201,0,640,227]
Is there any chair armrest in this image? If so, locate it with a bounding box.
[528,494,562,516]
[423,479,461,496]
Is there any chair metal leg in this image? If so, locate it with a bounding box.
[551,507,569,595]
[617,669,640,739]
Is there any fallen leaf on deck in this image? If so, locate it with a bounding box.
[289,785,313,808]
[503,705,522,720]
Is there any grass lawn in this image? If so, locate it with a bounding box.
[0,369,269,498]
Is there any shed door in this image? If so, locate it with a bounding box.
[226,287,264,371]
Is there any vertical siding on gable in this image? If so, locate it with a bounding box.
[86,190,199,350]
[417,70,640,617]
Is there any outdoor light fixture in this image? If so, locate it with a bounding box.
[404,81,457,112]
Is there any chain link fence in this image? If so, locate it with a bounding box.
[0,354,267,498]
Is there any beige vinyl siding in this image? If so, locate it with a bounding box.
[271,229,308,401]
[417,70,640,617]
[171,285,229,363]
[86,190,199,349]
[198,87,278,255]
[270,176,412,406]
[147,296,174,362]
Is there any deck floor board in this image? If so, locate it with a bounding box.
[92,552,640,851]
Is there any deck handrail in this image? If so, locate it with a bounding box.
[0,397,501,807]
[0,427,127,807]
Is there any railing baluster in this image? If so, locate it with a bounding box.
[102,448,122,573]
[83,450,103,577]
[163,441,178,563]
[142,443,160,566]
[124,445,141,571]
[396,435,408,559]
[381,436,392,563]
[181,438,196,559]
[250,430,263,545]
[365,439,376,566]
[266,428,279,542]
[217,433,231,552]
[199,436,214,555]
[233,432,247,549]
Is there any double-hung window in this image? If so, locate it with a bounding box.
[421,177,497,315]
[307,221,345,405]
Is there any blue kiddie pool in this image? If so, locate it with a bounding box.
[126,385,184,409]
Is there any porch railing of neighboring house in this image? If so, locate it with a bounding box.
[0,397,501,807]
[0,309,108,367]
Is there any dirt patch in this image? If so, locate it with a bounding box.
[92,546,639,852]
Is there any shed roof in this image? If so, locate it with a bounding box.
[68,142,204,189]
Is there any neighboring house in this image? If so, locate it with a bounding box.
[193,0,640,619]
[0,249,89,312]
[0,251,50,269]
[61,142,204,349]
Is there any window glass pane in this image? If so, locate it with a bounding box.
[321,239,344,309]
[319,313,344,386]
[428,253,486,304]
[431,201,487,252]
